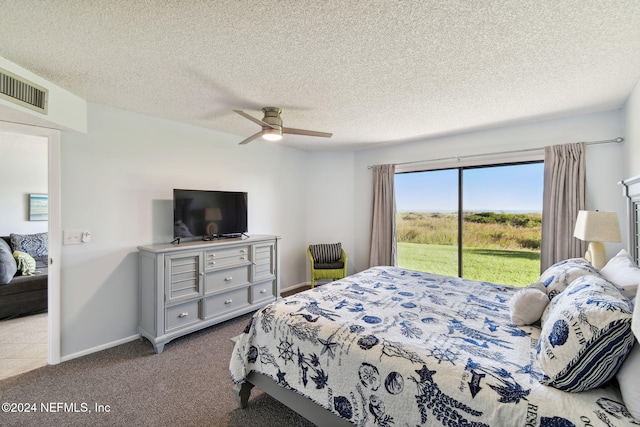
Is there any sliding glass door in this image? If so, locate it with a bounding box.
[396,162,543,286]
[395,169,459,277]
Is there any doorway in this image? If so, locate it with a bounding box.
[0,122,61,377]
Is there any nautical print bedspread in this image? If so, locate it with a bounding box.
[230,266,637,426]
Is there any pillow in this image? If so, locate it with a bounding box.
[538,258,600,300]
[508,282,550,325]
[600,249,639,300]
[616,341,640,420]
[538,274,635,392]
[309,243,342,264]
[13,251,37,275]
[634,294,640,341]
[10,232,48,258]
[0,238,17,285]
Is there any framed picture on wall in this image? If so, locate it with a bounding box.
[29,193,48,221]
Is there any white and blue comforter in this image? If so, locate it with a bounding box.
[230,266,637,426]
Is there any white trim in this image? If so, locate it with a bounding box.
[0,120,61,365]
[396,151,544,173]
[281,282,310,294]
[60,334,140,362]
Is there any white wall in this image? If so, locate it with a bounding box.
[624,82,640,178]
[304,151,357,279]
[58,102,312,357]
[0,132,48,235]
[353,110,626,271]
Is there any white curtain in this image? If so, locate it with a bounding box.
[541,142,587,271]
[369,164,397,267]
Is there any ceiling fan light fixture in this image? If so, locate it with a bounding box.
[262,128,282,141]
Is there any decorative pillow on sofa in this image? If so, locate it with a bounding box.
[13,251,37,276]
[538,274,635,392]
[0,238,17,285]
[10,232,48,258]
[538,257,599,300]
[599,249,640,300]
[508,281,550,325]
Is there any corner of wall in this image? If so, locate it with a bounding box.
[0,56,87,133]
[624,82,640,178]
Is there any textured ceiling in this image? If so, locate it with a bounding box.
[1,1,639,150]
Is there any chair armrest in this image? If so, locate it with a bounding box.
[307,247,316,268]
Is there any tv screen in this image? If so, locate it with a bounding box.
[173,189,248,239]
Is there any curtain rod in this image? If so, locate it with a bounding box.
[367,137,624,169]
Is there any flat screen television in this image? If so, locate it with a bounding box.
[173,189,248,240]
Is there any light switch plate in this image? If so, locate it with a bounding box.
[64,230,85,245]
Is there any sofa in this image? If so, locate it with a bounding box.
[0,234,48,320]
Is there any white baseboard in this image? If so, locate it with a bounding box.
[60,334,141,363]
[61,283,313,362]
[280,282,310,294]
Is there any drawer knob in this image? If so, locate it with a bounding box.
[260,289,267,293]
[225,276,233,281]
[178,312,188,318]
[240,256,246,260]
[224,299,233,304]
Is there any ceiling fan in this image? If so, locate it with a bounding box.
[234,107,333,145]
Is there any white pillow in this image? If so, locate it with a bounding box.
[508,282,549,325]
[538,258,600,300]
[616,341,640,421]
[538,274,635,392]
[600,249,639,300]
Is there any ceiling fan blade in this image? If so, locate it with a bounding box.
[239,130,265,145]
[282,127,333,138]
[233,110,276,129]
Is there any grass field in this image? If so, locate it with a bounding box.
[397,212,541,286]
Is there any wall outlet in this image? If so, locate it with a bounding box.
[64,230,89,245]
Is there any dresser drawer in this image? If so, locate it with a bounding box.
[204,287,250,318]
[251,282,275,304]
[165,300,200,332]
[205,246,250,270]
[205,265,250,294]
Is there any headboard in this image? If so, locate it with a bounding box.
[620,175,640,264]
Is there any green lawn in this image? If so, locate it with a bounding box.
[398,242,540,287]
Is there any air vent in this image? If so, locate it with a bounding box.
[0,67,48,114]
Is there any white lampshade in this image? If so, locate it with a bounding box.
[573,210,621,269]
[573,210,621,242]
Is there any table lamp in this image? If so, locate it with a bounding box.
[573,210,621,269]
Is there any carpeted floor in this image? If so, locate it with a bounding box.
[0,309,316,427]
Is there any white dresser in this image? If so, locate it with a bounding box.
[137,234,280,353]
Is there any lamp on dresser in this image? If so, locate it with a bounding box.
[573,210,621,269]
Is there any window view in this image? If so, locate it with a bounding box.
[395,162,543,286]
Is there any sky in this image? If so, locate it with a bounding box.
[395,163,544,213]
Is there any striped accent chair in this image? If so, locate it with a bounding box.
[307,243,347,288]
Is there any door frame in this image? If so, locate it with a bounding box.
[0,120,61,364]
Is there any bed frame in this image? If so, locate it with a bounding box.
[233,175,640,426]
[234,372,352,426]
[621,174,640,264]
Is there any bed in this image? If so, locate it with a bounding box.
[231,264,638,426]
[230,179,640,426]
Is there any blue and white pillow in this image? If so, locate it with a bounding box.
[538,257,599,300]
[0,238,17,285]
[10,232,48,258]
[538,274,635,392]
